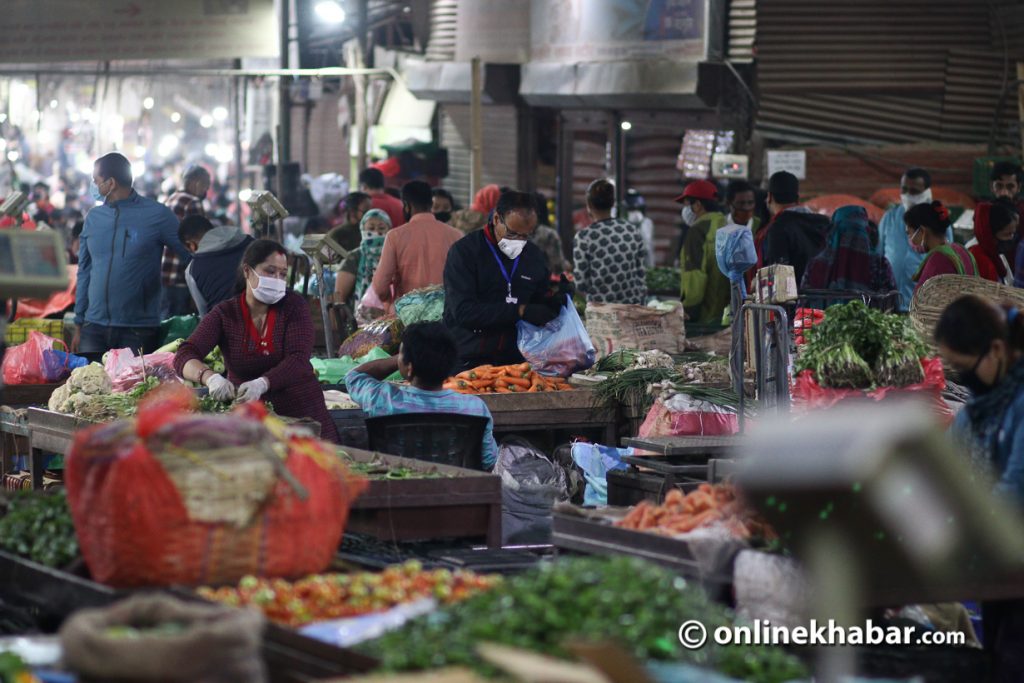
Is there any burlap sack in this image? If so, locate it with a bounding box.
[60,594,266,682]
[584,303,686,358]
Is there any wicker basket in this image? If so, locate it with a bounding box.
[910,275,1024,344]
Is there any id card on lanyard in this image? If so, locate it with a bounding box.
[485,239,520,304]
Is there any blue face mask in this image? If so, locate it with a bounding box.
[90,180,106,203]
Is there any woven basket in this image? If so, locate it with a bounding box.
[910,275,1024,344]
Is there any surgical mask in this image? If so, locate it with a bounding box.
[250,274,287,305]
[908,229,928,254]
[681,205,697,226]
[627,210,643,224]
[90,180,107,204]
[901,188,932,212]
[434,211,452,224]
[498,238,526,260]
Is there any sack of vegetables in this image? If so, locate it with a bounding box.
[338,315,405,359]
[64,384,367,588]
[60,593,266,683]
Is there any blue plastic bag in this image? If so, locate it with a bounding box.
[516,295,596,377]
[41,349,88,383]
[571,442,631,506]
[715,224,757,298]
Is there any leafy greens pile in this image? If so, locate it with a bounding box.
[796,301,929,389]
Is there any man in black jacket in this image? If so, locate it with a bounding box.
[443,190,565,370]
[760,171,830,285]
[180,216,254,316]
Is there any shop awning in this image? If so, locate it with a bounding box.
[402,59,520,105]
[520,60,705,109]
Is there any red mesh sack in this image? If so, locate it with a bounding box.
[65,394,366,588]
[791,357,953,427]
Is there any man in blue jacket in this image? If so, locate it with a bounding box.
[74,152,189,355]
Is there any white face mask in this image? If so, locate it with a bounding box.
[901,188,932,212]
[498,238,526,260]
[681,205,698,226]
[627,210,643,224]
[250,273,287,305]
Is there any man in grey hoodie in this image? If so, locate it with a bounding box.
[179,216,254,316]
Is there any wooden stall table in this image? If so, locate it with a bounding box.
[1,384,62,486]
[332,387,618,450]
[1,384,61,407]
[26,408,92,491]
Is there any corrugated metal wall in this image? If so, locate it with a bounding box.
[727,0,756,62]
[755,0,1017,147]
[426,0,458,62]
[439,103,519,206]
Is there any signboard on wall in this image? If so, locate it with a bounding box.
[531,0,706,63]
[0,0,278,63]
[767,150,807,180]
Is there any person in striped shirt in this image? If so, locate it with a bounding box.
[345,321,498,468]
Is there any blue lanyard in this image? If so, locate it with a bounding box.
[485,238,520,299]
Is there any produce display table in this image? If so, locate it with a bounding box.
[623,434,744,456]
[26,408,91,490]
[0,550,378,682]
[333,387,618,449]
[342,448,503,548]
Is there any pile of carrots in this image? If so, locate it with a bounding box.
[443,363,573,394]
[616,484,777,541]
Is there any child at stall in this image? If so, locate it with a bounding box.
[345,321,498,469]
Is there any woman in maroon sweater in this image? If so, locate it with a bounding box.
[173,239,340,442]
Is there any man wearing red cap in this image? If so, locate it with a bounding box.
[676,179,729,326]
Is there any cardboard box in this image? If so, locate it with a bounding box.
[756,265,798,304]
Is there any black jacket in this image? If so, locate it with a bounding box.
[762,209,831,285]
[443,229,552,370]
[187,229,254,315]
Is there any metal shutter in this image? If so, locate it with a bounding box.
[439,103,519,207]
[727,0,757,62]
[755,0,1000,145]
[426,0,459,62]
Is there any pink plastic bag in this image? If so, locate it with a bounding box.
[638,396,739,439]
[791,357,953,427]
[2,331,66,386]
[103,348,181,392]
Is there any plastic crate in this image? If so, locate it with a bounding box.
[5,319,64,346]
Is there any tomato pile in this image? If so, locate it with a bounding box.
[197,561,502,627]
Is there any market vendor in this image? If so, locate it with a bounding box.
[173,239,340,442]
[442,190,567,371]
[906,201,978,294]
[936,295,1024,681]
[346,321,497,468]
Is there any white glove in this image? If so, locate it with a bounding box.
[206,373,236,402]
[237,377,270,403]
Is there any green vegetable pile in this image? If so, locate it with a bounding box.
[646,267,681,293]
[593,368,743,416]
[360,556,806,683]
[0,491,78,568]
[336,450,450,480]
[796,301,929,389]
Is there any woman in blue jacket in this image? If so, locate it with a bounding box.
[936,294,1024,681]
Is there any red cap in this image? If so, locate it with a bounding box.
[674,179,718,203]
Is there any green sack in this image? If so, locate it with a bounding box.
[311,346,402,386]
[159,315,199,348]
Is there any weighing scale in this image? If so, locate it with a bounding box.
[246,190,289,237]
[299,232,352,359]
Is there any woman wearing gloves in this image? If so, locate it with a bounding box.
[174,239,340,442]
